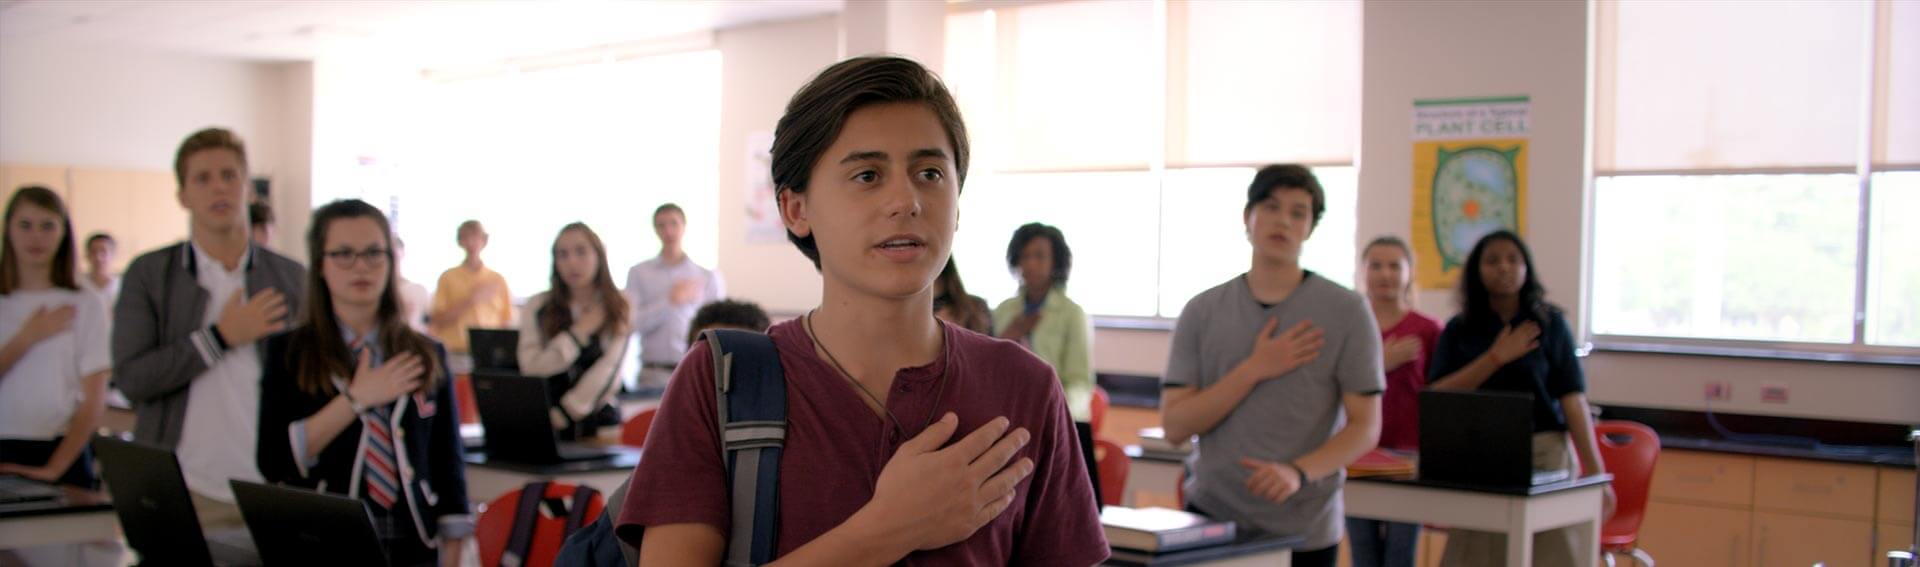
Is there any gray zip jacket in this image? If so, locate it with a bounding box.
[111,241,306,447]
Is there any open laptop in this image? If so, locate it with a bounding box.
[0,475,61,504]
[471,370,616,463]
[92,436,260,567]
[230,479,389,567]
[1418,390,1573,487]
[468,328,520,373]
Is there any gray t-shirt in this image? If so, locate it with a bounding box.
[1163,272,1384,549]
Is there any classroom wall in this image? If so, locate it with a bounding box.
[0,40,314,256]
[714,15,842,312]
[1076,1,1919,427]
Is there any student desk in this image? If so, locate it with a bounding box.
[461,447,641,503]
[1104,530,1302,566]
[0,486,115,548]
[1123,445,1189,508]
[1344,475,1612,567]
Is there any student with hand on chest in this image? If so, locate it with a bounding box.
[518,222,631,440]
[0,187,112,488]
[257,199,469,567]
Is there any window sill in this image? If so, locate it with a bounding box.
[1092,316,1177,332]
[1590,339,1920,367]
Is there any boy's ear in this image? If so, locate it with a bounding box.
[779,187,811,238]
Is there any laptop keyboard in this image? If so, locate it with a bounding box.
[0,475,61,504]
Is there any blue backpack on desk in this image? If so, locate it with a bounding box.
[557,329,788,567]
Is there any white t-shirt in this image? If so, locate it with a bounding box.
[174,245,264,503]
[0,288,111,440]
[78,274,120,314]
[398,278,430,333]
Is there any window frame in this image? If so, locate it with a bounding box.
[947,0,1363,321]
[1585,0,1920,364]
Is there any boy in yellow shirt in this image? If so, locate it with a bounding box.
[429,220,511,352]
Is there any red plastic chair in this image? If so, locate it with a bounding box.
[619,407,659,449]
[476,481,605,567]
[1595,420,1660,567]
[1090,386,1110,438]
[454,374,480,425]
[1094,438,1130,507]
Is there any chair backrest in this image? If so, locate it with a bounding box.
[1094,438,1130,507]
[619,407,659,449]
[478,481,605,567]
[455,374,480,425]
[1090,386,1110,437]
[1595,420,1661,544]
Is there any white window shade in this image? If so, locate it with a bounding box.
[1878,0,1920,168]
[1598,1,1870,173]
[1172,0,1359,167]
[998,0,1157,172]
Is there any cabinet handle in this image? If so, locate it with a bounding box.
[1677,472,1715,484]
[1791,481,1835,495]
[1756,526,1767,567]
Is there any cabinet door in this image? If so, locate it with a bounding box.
[1882,522,1915,560]
[1752,511,1871,567]
[1882,468,1916,525]
[1754,458,1876,519]
[1639,501,1749,567]
[1650,450,1754,507]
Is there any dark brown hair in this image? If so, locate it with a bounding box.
[1,186,79,294]
[536,223,630,342]
[1246,164,1326,227]
[173,128,249,187]
[770,56,969,268]
[290,199,443,397]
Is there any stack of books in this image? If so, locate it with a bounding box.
[1135,427,1195,461]
[1345,448,1417,478]
[1101,506,1237,553]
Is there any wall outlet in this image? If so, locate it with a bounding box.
[1703,381,1731,402]
[1760,382,1790,404]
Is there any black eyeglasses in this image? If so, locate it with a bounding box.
[324,247,391,267]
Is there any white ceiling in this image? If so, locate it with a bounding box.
[0,0,842,64]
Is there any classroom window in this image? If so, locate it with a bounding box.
[317,50,722,297]
[946,0,1361,319]
[1590,0,1918,355]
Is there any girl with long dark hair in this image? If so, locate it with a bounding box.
[517,222,631,440]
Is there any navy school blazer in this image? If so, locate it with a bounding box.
[255,330,470,548]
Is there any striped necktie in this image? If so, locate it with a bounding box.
[351,335,400,510]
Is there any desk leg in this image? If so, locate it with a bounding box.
[1508,499,1534,567]
[1579,511,1601,567]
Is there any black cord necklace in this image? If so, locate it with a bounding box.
[804,310,953,439]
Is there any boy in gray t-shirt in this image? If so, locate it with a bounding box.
[1160,165,1384,566]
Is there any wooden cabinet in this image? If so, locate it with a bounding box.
[1753,458,1877,517]
[1883,468,1916,525]
[1752,511,1871,567]
[1639,500,1749,567]
[1650,450,1754,507]
[1883,522,1916,559]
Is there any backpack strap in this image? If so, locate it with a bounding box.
[705,329,786,567]
[564,484,602,542]
[502,480,550,567]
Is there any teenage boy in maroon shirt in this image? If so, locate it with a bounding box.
[617,56,1107,566]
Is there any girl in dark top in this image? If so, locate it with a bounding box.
[1426,230,1610,567]
[517,222,631,441]
[257,199,468,567]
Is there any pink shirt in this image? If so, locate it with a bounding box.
[1377,311,1442,451]
[617,319,1108,565]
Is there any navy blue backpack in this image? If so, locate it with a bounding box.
[557,329,788,566]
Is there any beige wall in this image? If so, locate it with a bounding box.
[714,16,842,312]
[0,40,314,259]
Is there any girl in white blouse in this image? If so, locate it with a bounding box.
[518,222,631,440]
